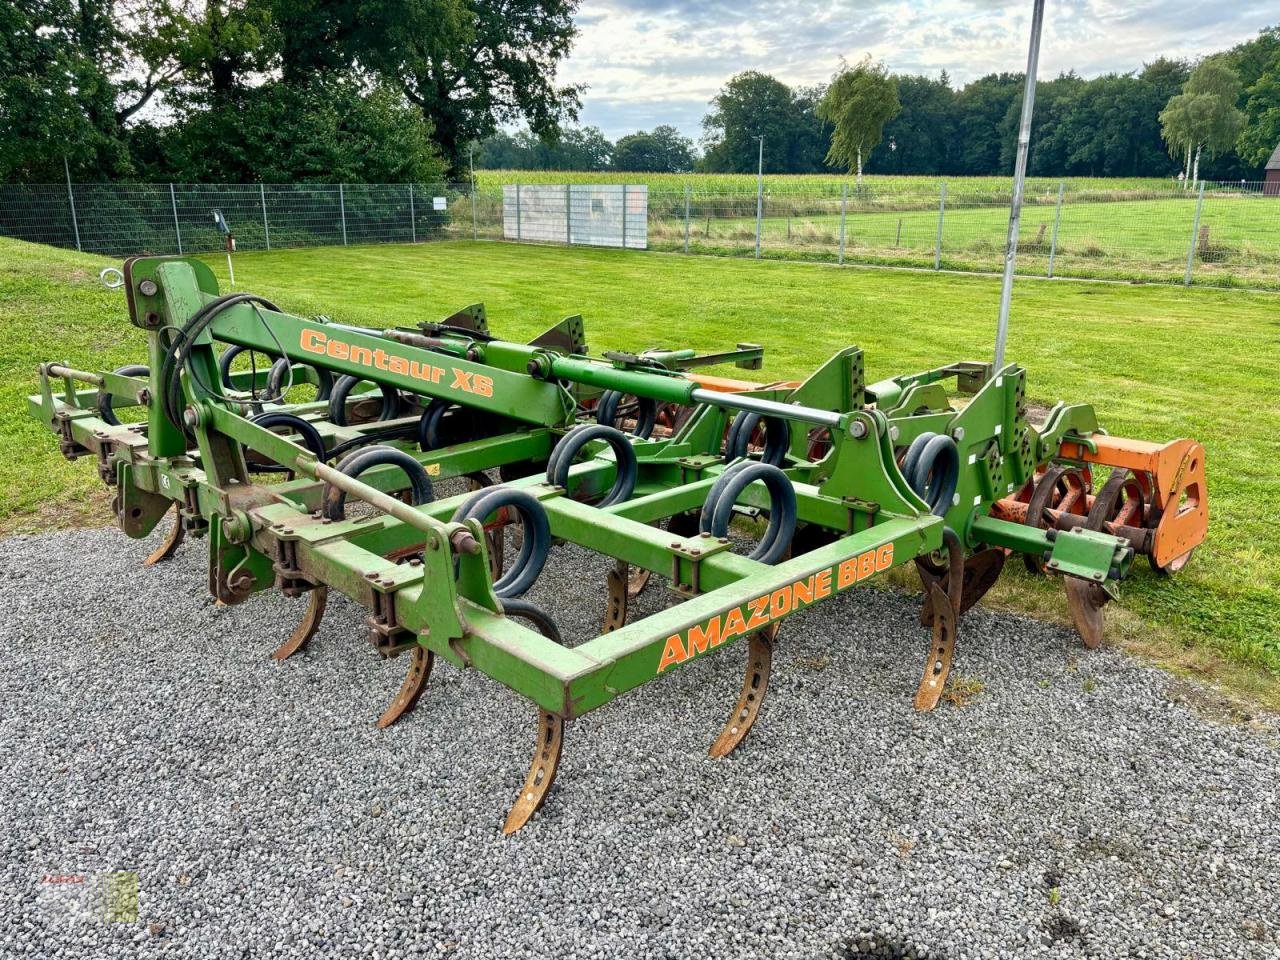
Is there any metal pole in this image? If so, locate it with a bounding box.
[516,184,522,240]
[838,183,848,265]
[621,185,628,248]
[993,0,1046,370]
[170,183,183,254]
[565,183,572,245]
[64,157,81,253]
[754,136,764,259]
[409,184,417,243]
[260,183,270,251]
[683,184,691,254]
[470,144,478,241]
[1184,179,1205,286]
[1046,181,1063,277]
[339,183,348,245]
[934,182,946,270]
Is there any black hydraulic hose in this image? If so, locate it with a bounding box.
[159,293,280,431]
[451,486,552,599]
[97,364,150,426]
[700,461,797,565]
[545,424,638,507]
[321,445,434,521]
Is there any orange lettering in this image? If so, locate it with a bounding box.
[300,329,326,353]
[814,568,832,599]
[747,595,771,630]
[685,618,722,657]
[858,550,875,581]
[722,607,747,641]
[656,635,687,673]
[793,575,813,607]
[837,557,857,589]
[770,587,791,618]
[876,544,894,571]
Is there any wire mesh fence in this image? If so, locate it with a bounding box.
[2,178,1278,289]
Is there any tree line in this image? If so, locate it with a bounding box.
[485,25,1279,182]
[1,0,580,183]
[3,4,1277,184]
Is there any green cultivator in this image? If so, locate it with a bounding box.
[31,256,1209,833]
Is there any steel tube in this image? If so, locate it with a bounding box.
[46,364,104,386]
[688,389,844,427]
[993,0,1046,369]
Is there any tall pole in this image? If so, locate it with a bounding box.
[170,183,183,254]
[64,157,81,253]
[1046,181,1063,277]
[259,183,270,251]
[683,184,691,254]
[339,183,348,246]
[838,183,848,265]
[934,182,946,270]
[470,143,478,241]
[993,0,1046,370]
[754,136,764,259]
[409,183,417,243]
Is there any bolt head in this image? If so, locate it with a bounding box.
[138,279,158,296]
[848,420,868,439]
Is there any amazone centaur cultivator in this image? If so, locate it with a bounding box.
[32,257,1208,833]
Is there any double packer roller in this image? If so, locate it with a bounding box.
[30,256,1208,832]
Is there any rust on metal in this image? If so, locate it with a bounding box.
[503,710,563,835]
[1064,577,1108,649]
[376,645,434,728]
[143,505,186,566]
[709,625,777,758]
[270,587,328,661]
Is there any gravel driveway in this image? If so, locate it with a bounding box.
[1,526,1276,959]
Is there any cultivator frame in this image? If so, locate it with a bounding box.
[30,256,1208,832]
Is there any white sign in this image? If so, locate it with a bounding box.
[432,196,447,211]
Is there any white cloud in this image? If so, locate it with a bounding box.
[558,0,1276,140]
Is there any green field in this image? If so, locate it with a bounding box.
[463,173,1280,289]
[2,236,1277,703]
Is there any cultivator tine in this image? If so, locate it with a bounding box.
[914,530,963,711]
[376,646,434,729]
[914,583,958,711]
[627,566,652,600]
[709,626,777,758]
[270,587,328,661]
[603,560,629,633]
[920,548,1007,626]
[503,710,564,835]
[1064,578,1109,649]
[142,505,185,566]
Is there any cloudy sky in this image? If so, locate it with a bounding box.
[558,1,1277,142]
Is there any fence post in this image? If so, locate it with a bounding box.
[1184,180,1205,286]
[565,183,572,245]
[339,183,348,245]
[1046,181,1063,277]
[516,184,522,240]
[471,182,478,240]
[621,185,628,248]
[754,180,763,259]
[408,184,416,243]
[934,182,947,270]
[64,158,81,253]
[259,183,270,251]
[838,183,848,265]
[169,183,183,255]
[683,185,691,254]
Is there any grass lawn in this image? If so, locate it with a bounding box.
[2,237,1277,705]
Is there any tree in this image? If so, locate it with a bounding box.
[952,73,1022,174]
[1160,58,1245,185]
[868,73,955,174]
[474,126,612,170]
[700,71,829,173]
[816,57,900,184]
[352,0,582,175]
[133,78,446,183]
[1236,62,1280,169]
[612,126,695,172]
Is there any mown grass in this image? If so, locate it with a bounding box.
[3,237,1277,706]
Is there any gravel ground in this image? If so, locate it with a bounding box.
[1,525,1277,960]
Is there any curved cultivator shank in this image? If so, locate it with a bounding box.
[30,256,1208,833]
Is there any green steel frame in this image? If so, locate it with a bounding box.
[30,255,1199,833]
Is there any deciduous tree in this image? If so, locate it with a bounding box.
[817,57,899,185]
